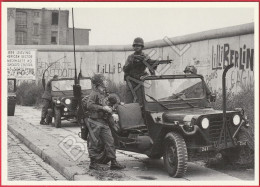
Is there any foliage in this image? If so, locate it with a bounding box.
[211,88,254,127]
[107,81,127,102]
[16,81,44,106]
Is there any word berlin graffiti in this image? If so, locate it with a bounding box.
[206,43,254,93]
[7,50,36,79]
[212,44,254,71]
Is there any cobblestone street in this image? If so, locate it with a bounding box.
[8,130,66,181]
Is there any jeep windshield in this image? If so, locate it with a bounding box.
[52,79,92,91]
[144,77,205,102]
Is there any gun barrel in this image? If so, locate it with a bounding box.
[157,60,172,64]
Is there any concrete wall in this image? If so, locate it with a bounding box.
[8,23,254,93]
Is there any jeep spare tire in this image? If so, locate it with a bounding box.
[54,107,61,128]
[163,132,188,178]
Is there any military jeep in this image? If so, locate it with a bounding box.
[47,77,92,128]
[8,78,17,116]
[80,64,253,178]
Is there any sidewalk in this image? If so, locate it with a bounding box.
[7,105,241,181]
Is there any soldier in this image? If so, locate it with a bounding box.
[86,74,125,170]
[123,37,161,105]
[40,75,58,125]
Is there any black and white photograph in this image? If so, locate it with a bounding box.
[2,2,259,185]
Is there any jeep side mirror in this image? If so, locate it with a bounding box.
[209,94,216,102]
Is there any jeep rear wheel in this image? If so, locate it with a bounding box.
[163,132,188,178]
[54,107,61,128]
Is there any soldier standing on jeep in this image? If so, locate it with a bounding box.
[40,75,58,125]
[123,37,163,105]
[86,74,125,170]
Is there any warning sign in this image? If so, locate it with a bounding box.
[7,50,36,80]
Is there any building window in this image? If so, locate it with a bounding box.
[33,23,39,35]
[34,12,40,17]
[52,12,59,25]
[16,11,27,28]
[51,31,58,44]
[15,31,27,45]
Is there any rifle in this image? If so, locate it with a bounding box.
[147,58,173,75]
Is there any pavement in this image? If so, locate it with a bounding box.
[7,105,245,181]
[8,131,66,181]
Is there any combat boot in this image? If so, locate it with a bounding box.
[40,118,47,125]
[89,158,103,170]
[110,159,126,170]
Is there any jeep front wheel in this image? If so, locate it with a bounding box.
[163,132,188,178]
[54,107,61,128]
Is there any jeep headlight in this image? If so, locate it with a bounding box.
[64,107,68,112]
[56,100,61,104]
[201,118,209,129]
[65,99,71,105]
[233,114,240,125]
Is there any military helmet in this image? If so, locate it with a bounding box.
[107,93,120,105]
[91,74,107,87]
[133,37,144,47]
[184,65,197,74]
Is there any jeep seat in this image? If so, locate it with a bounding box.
[117,103,146,131]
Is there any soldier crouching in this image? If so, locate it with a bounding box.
[85,74,125,170]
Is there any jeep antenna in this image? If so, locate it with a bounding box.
[71,8,82,101]
[72,8,78,85]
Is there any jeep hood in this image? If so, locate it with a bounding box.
[162,108,236,123]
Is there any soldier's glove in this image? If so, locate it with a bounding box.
[103,106,113,113]
[133,55,146,63]
[112,114,119,123]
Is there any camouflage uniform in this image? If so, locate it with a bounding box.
[123,52,158,105]
[86,90,116,161]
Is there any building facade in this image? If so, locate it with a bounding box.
[7,8,90,45]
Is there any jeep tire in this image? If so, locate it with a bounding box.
[54,107,61,128]
[163,132,188,178]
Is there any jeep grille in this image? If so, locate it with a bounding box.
[208,117,232,144]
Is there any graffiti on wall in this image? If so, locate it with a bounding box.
[37,58,75,80]
[205,43,254,93]
[97,63,123,74]
[212,43,254,71]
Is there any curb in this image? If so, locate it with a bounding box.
[8,123,81,180]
